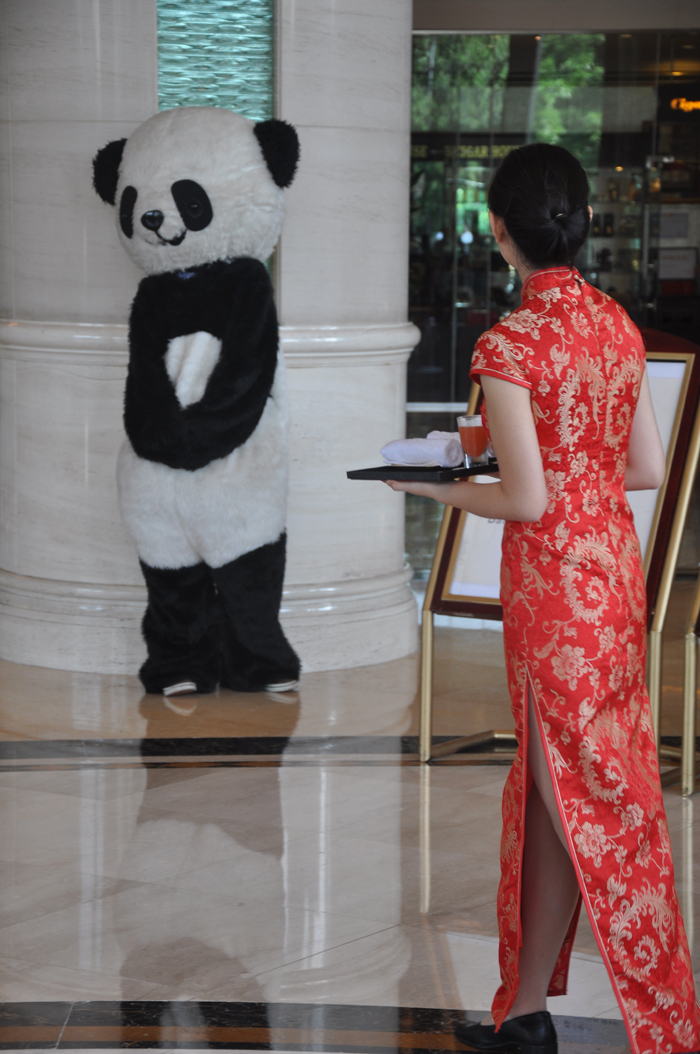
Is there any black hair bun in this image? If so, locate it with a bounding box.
[489,143,590,269]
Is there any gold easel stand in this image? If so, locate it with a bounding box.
[648,408,700,790]
[672,573,700,796]
[648,442,700,745]
[681,588,700,796]
[419,584,516,764]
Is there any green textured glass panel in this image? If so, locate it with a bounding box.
[158,0,273,120]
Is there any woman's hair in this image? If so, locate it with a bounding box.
[488,143,590,269]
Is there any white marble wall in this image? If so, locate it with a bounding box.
[0,0,154,323]
[0,1,155,672]
[0,0,418,674]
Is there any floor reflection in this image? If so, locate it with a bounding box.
[110,696,300,1000]
[0,617,699,1054]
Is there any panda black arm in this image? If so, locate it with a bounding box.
[124,259,280,470]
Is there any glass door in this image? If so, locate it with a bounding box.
[407,29,700,580]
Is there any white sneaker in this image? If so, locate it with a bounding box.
[163,681,197,697]
[264,679,299,693]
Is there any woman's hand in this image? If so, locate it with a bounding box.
[386,376,547,522]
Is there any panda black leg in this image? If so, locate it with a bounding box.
[211,534,300,693]
[139,561,221,695]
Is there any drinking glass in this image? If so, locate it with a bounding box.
[456,414,488,467]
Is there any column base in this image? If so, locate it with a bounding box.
[282,566,418,671]
[0,566,418,676]
[0,569,147,675]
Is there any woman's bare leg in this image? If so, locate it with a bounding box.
[505,782,580,1017]
[501,690,580,1020]
[526,689,570,852]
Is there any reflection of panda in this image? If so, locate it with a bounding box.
[92,107,301,697]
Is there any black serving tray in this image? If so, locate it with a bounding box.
[347,460,499,482]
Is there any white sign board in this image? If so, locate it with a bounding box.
[659,248,696,280]
[627,360,685,559]
[449,478,503,599]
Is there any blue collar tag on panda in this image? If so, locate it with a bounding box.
[177,270,196,280]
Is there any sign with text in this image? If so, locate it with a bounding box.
[658,82,700,122]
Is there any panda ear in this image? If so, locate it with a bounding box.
[92,138,127,205]
[253,120,300,188]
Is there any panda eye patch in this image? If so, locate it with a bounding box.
[119,185,138,238]
[171,179,213,232]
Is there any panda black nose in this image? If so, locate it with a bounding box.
[141,210,164,232]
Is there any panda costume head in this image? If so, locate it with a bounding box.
[92,106,299,274]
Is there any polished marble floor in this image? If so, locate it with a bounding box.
[1,584,699,1052]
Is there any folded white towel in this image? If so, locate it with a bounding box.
[380,432,464,468]
[427,430,461,442]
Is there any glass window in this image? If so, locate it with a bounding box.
[157,0,273,119]
[408,30,700,579]
[156,1,275,279]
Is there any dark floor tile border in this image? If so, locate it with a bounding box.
[0,732,687,763]
[0,1001,627,1050]
[0,736,521,761]
[0,760,445,774]
[0,738,291,759]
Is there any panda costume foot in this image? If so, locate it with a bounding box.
[138,561,221,696]
[212,537,301,694]
[163,681,198,697]
[138,540,300,696]
[264,680,299,693]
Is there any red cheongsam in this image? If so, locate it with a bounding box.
[470,267,700,1054]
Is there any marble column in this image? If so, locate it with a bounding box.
[0,0,418,675]
[0,0,155,673]
[277,0,419,669]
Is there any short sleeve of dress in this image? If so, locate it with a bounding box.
[469,326,532,390]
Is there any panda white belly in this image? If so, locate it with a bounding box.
[117,336,289,570]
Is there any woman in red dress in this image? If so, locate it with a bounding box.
[389,144,700,1054]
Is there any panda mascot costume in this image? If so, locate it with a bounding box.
[92,106,301,698]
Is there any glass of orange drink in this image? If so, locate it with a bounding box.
[456,414,488,467]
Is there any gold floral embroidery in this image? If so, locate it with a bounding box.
[575,822,612,866]
[501,308,549,338]
[551,644,589,689]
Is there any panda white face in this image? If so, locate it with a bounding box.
[119,178,213,247]
[103,107,291,276]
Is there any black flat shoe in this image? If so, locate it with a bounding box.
[454,1011,557,1054]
